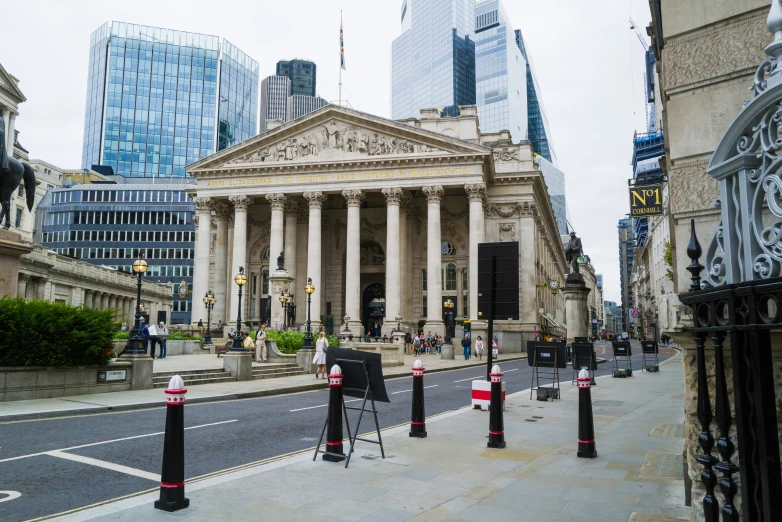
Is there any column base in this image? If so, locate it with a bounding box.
[296,348,316,374]
[423,320,445,337]
[120,353,154,390]
[222,352,253,381]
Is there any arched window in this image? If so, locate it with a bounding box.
[441,241,457,256]
[442,263,457,291]
[261,248,270,261]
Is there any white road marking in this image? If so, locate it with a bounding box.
[453,376,481,383]
[46,450,160,482]
[391,385,439,395]
[0,491,21,503]
[504,368,520,373]
[289,399,360,412]
[0,420,238,464]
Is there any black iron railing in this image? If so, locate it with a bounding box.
[680,219,782,521]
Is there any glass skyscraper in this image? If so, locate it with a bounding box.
[474,0,527,142]
[276,59,317,97]
[82,22,259,178]
[391,0,476,120]
[515,29,554,163]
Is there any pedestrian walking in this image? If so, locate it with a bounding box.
[255,324,268,362]
[313,331,328,379]
[404,331,412,354]
[461,334,471,360]
[158,321,169,358]
[374,321,381,338]
[475,335,484,361]
[140,320,150,355]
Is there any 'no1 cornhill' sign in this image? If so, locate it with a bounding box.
[629,184,664,217]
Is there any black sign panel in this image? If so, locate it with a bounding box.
[641,341,659,354]
[629,184,664,217]
[612,341,633,357]
[572,342,598,371]
[526,341,567,368]
[477,242,520,321]
[326,347,390,403]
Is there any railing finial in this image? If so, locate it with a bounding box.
[686,219,704,292]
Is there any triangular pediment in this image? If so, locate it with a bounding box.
[0,63,26,104]
[188,105,491,173]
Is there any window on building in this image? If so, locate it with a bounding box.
[443,263,457,291]
[17,184,23,197]
[14,208,22,228]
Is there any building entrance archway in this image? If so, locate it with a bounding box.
[362,282,385,337]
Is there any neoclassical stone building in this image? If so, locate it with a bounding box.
[187,105,566,349]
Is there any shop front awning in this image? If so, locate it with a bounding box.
[539,311,563,329]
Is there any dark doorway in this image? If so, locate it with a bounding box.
[362,283,385,337]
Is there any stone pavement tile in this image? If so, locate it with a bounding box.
[423,484,471,501]
[297,496,379,522]
[565,486,642,506]
[628,512,688,522]
[455,502,536,522]
[223,500,330,521]
[400,468,443,482]
[604,459,644,472]
[371,491,446,514]
[366,475,438,496]
[520,472,618,489]
[488,480,569,499]
[439,496,479,513]
[561,501,661,521]
[356,507,416,522]
[479,489,565,514]
[556,465,630,480]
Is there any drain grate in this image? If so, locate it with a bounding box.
[525,419,537,422]
[532,416,544,419]
[650,423,685,438]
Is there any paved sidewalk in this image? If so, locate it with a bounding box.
[71,354,688,522]
[0,353,522,421]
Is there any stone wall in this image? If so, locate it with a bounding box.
[0,360,135,401]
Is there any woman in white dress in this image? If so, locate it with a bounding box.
[474,336,485,361]
[313,331,328,379]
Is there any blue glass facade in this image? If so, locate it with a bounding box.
[391,0,476,120]
[474,0,527,141]
[82,22,258,178]
[515,29,554,163]
[36,183,196,324]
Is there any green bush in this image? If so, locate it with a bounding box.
[247,329,339,353]
[113,330,130,340]
[168,331,200,341]
[0,298,115,367]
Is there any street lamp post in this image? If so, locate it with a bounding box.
[123,255,149,355]
[444,299,455,342]
[203,290,215,345]
[279,292,291,330]
[341,314,351,341]
[231,267,247,351]
[303,278,315,350]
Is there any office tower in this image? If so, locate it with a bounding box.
[276,59,317,97]
[618,218,636,333]
[287,95,329,121]
[260,76,292,132]
[36,179,196,324]
[537,156,568,235]
[82,22,259,178]
[474,0,527,142]
[515,30,554,162]
[392,0,476,120]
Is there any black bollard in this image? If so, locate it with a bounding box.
[487,364,506,449]
[323,364,346,462]
[154,375,190,512]
[577,368,597,458]
[409,359,427,438]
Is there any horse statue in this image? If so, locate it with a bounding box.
[0,115,35,230]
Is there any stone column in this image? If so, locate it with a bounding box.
[284,201,299,309]
[192,197,212,324]
[267,193,286,268]
[465,183,486,322]
[16,274,27,299]
[101,293,110,310]
[83,289,92,308]
[228,195,251,328]
[303,191,326,331]
[343,189,364,332]
[423,186,445,336]
[36,278,47,301]
[400,198,413,329]
[7,111,16,156]
[109,295,118,319]
[213,202,230,324]
[382,188,402,335]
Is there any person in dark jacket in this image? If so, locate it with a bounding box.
[140,320,150,355]
[461,334,471,360]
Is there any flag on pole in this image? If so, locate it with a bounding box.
[340,20,346,70]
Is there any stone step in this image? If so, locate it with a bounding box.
[251,364,302,373]
[153,371,232,385]
[154,368,233,378]
[251,370,306,380]
[153,375,235,388]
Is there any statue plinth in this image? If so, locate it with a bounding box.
[0,229,33,298]
[268,269,294,329]
[562,274,591,345]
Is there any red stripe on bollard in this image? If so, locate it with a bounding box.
[160,482,185,488]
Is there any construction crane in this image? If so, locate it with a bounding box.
[629,18,655,133]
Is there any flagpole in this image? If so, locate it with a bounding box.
[339,10,343,107]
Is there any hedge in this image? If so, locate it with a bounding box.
[0,298,115,367]
[248,329,339,354]
[111,330,201,341]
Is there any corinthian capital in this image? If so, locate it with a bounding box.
[229,195,252,212]
[265,193,286,211]
[381,187,403,205]
[194,196,213,213]
[342,189,365,207]
[464,183,487,202]
[422,185,444,204]
[303,191,326,209]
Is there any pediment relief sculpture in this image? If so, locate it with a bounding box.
[226,119,443,166]
[493,147,520,162]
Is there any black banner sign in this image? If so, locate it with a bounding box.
[629,184,663,217]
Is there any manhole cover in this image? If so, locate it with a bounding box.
[641,453,684,479]
[593,400,624,407]
[650,423,685,438]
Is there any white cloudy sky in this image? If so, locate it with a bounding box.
[4,0,652,302]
